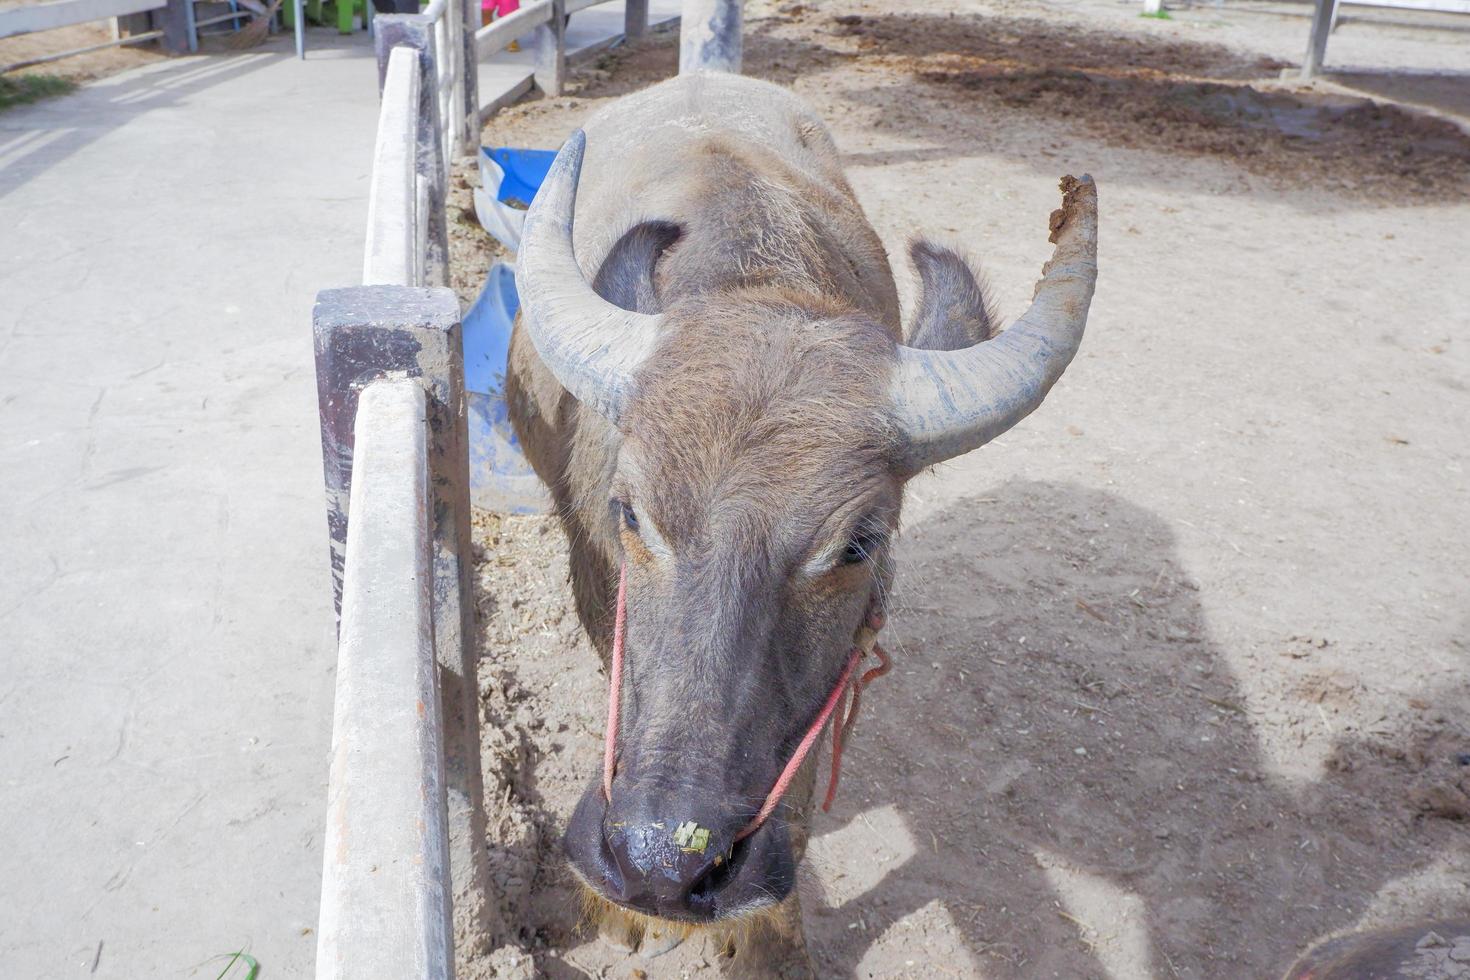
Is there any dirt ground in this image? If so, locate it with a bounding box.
[449,0,1470,976]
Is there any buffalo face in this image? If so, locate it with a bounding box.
[564,294,901,923]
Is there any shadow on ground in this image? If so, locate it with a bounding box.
[803,481,1470,977]
[0,32,371,202]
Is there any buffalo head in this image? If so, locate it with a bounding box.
[514,129,1098,926]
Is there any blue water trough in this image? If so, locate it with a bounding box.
[463,261,548,514]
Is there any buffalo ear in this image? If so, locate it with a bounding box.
[903,240,1000,352]
[592,220,683,315]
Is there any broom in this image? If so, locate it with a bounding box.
[230,0,285,48]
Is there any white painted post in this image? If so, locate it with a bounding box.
[1142,0,1163,15]
[680,0,740,73]
[315,378,453,980]
[533,0,566,96]
[1301,0,1336,78]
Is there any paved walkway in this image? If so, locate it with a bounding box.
[0,7,672,975]
[0,33,377,980]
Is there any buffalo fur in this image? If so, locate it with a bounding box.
[505,72,993,973]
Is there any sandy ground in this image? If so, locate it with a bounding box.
[448,0,1470,976]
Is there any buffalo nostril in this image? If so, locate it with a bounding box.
[686,835,751,913]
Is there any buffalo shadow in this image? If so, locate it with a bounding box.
[803,480,1470,977]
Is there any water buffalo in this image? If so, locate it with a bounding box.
[505,70,1098,973]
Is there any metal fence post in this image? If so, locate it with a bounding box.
[312,285,494,957]
[624,0,648,40]
[533,0,565,97]
[375,17,451,288]
[1301,0,1336,78]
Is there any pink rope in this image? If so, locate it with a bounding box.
[600,561,887,842]
[601,563,628,803]
[822,641,891,813]
[735,646,862,841]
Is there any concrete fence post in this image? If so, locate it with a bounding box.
[533,0,566,97]
[679,0,740,74]
[158,0,196,53]
[312,285,494,957]
[459,0,481,152]
[375,17,451,287]
[624,0,648,40]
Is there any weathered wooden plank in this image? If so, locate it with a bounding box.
[375,18,451,286]
[458,0,481,150]
[0,0,161,40]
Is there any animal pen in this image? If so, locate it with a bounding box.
[300,0,1470,975]
[306,0,724,976]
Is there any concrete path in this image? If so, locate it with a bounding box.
[0,33,377,980]
[0,8,664,976]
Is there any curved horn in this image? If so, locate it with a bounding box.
[516,129,665,423]
[891,175,1098,473]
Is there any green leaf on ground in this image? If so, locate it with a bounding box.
[213,950,260,980]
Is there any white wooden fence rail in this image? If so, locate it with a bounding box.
[316,377,452,980]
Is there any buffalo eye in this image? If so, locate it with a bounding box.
[613,499,639,534]
[840,525,885,566]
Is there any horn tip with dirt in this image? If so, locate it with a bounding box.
[1048,174,1097,245]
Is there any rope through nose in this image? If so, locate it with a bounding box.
[601,563,628,803]
[734,644,864,841]
[600,561,888,840]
